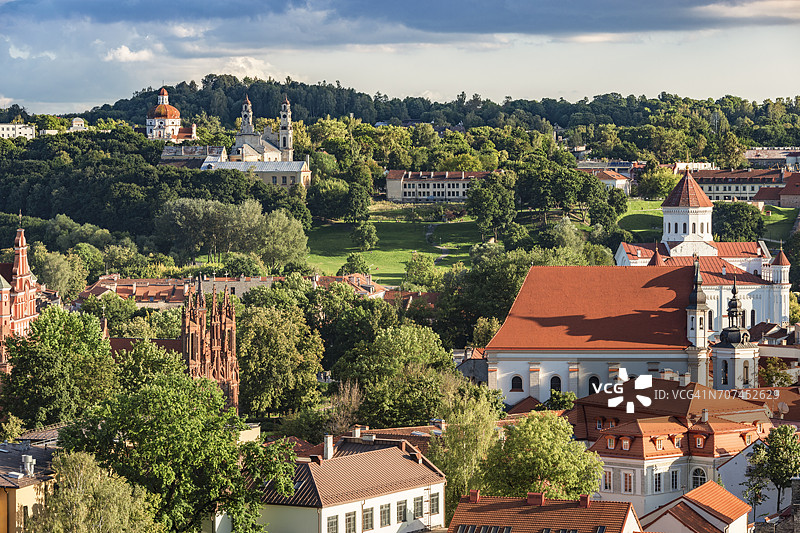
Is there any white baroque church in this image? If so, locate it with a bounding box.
[229,95,293,162]
[146,88,196,142]
[485,172,791,406]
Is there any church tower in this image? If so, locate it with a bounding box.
[686,259,710,386]
[770,248,791,324]
[713,279,759,390]
[279,96,293,162]
[240,94,255,135]
[661,171,714,244]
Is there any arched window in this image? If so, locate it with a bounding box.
[511,375,523,391]
[589,376,601,394]
[722,360,729,385]
[550,376,562,393]
[692,223,696,233]
[700,222,704,233]
[690,316,695,330]
[683,223,687,233]
[743,361,750,386]
[699,315,704,329]
[692,468,706,489]
[751,309,756,325]
[708,310,713,330]
[754,269,759,277]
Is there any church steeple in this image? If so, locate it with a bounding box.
[714,277,759,390]
[279,96,293,161]
[687,258,709,348]
[661,171,714,244]
[240,94,254,135]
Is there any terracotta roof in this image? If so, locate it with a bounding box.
[589,417,689,460]
[709,240,767,259]
[752,186,783,202]
[385,170,494,181]
[620,242,670,262]
[486,266,694,352]
[779,173,800,196]
[691,168,785,183]
[595,170,629,182]
[659,256,769,286]
[447,494,638,533]
[661,502,719,533]
[158,88,168,96]
[647,246,666,266]
[682,480,751,524]
[507,396,541,415]
[147,103,181,120]
[773,249,791,266]
[662,172,713,208]
[260,446,444,508]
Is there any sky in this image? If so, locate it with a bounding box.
[1,0,799,114]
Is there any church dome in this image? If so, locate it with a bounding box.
[147,104,181,120]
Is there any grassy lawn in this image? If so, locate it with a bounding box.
[430,221,482,269]
[762,205,798,242]
[618,199,663,242]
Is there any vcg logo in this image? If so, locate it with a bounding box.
[598,368,653,414]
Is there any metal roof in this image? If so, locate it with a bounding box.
[203,161,307,172]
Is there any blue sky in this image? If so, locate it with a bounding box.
[1,0,799,114]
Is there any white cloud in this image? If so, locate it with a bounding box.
[169,23,209,38]
[693,0,800,21]
[103,45,153,62]
[8,44,29,59]
[0,94,12,107]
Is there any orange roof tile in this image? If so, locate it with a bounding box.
[752,186,782,202]
[662,172,713,208]
[659,256,769,286]
[486,266,694,352]
[447,495,638,533]
[709,240,766,258]
[682,480,751,524]
[773,249,791,266]
[662,502,719,533]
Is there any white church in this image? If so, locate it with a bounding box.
[485,172,791,406]
[229,95,294,162]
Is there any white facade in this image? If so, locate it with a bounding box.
[146,90,182,140]
[0,123,35,139]
[718,439,776,522]
[662,205,714,244]
[255,483,446,533]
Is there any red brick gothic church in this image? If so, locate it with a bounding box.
[0,228,40,372]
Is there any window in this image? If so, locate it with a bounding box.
[397,500,407,523]
[272,176,277,184]
[603,470,612,491]
[596,418,603,430]
[431,493,440,515]
[692,468,706,488]
[683,223,687,233]
[696,436,704,448]
[550,376,562,393]
[700,222,704,233]
[282,176,287,185]
[327,516,338,533]
[345,512,356,533]
[589,376,601,394]
[623,472,633,493]
[722,360,729,386]
[656,439,663,451]
[751,309,756,326]
[699,315,704,329]
[690,316,695,330]
[708,310,713,329]
[692,223,696,233]
[622,438,630,451]
[380,504,390,527]
[609,420,615,428]
[675,436,682,448]
[413,496,424,518]
[758,423,763,433]
[671,470,679,491]
[511,375,523,391]
[744,361,750,386]
[746,433,752,445]
[607,437,615,449]
[653,472,663,493]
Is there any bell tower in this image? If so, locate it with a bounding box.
[279,96,293,162]
[686,259,710,386]
[241,94,255,135]
[713,278,759,390]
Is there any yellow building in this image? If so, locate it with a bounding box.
[0,443,54,533]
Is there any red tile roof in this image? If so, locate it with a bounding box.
[507,396,541,415]
[773,249,791,266]
[660,502,719,533]
[662,172,713,208]
[752,186,783,202]
[691,168,786,183]
[386,170,493,181]
[447,494,639,533]
[709,240,767,259]
[682,480,751,524]
[779,173,800,196]
[485,266,694,352]
[659,256,769,286]
[147,103,181,120]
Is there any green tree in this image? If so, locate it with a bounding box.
[351,221,379,251]
[0,415,25,442]
[428,387,498,521]
[607,188,628,217]
[404,252,442,290]
[1,307,118,427]
[712,202,764,242]
[481,412,603,499]
[59,374,297,532]
[537,390,577,411]
[80,293,138,335]
[344,183,372,223]
[337,252,370,276]
[28,451,157,533]
[238,306,324,416]
[472,317,501,348]
[716,131,747,169]
[466,174,517,240]
[747,425,800,513]
[261,210,308,273]
[759,357,794,387]
[637,167,679,199]
[117,340,186,393]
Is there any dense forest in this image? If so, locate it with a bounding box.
[3,73,799,159]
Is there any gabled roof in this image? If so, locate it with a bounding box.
[447,494,639,533]
[659,502,719,533]
[752,186,782,202]
[659,256,769,286]
[682,480,751,524]
[260,446,444,508]
[485,266,694,352]
[662,172,713,208]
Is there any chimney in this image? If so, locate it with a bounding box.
[527,493,545,506]
[323,434,334,460]
[310,455,322,465]
[431,418,446,432]
[701,408,709,422]
[411,451,422,464]
[579,494,590,508]
[469,489,480,503]
[21,455,35,477]
[400,440,406,452]
[353,426,361,438]
[679,372,689,386]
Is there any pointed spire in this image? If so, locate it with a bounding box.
[245,94,251,105]
[18,209,22,227]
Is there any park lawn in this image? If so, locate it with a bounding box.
[307,221,441,286]
[618,199,663,242]
[762,205,798,242]
[430,220,482,269]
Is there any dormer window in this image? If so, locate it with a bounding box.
[695,436,705,448]
[607,437,615,449]
[596,418,603,430]
[757,423,763,433]
[675,436,683,448]
[746,433,752,445]
[656,439,663,451]
[621,438,630,451]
